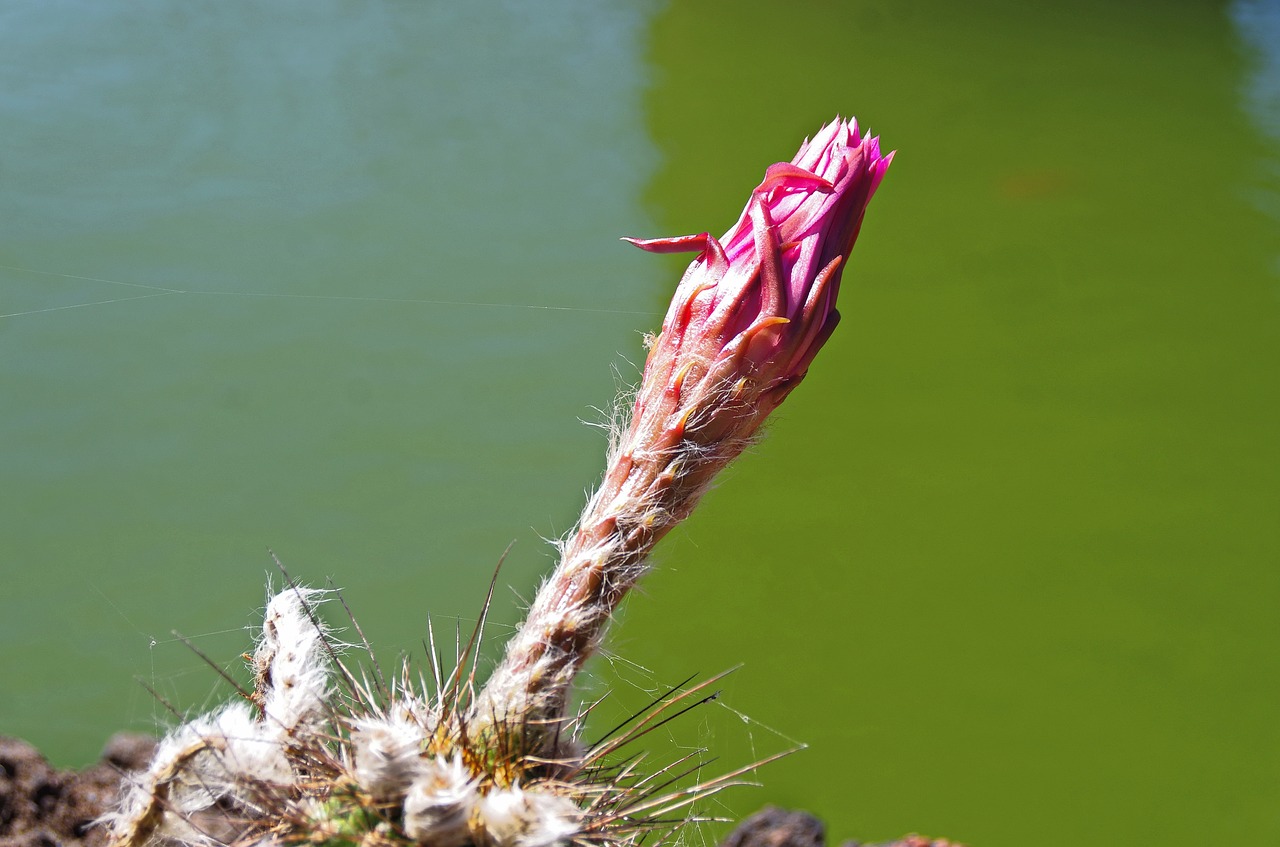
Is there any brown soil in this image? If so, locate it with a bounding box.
[0,734,156,847]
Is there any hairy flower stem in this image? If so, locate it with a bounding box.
[474,118,891,751]
[474,389,751,744]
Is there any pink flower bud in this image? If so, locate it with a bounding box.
[623,117,892,444]
[476,119,891,741]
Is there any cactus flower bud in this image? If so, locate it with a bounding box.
[476,118,892,743]
[621,116,892,481]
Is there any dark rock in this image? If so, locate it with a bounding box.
[723,806,827,847]
[719,806,964,847]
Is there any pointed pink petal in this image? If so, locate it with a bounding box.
[621,234,710,254]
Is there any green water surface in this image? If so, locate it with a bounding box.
[3,2,1278,845]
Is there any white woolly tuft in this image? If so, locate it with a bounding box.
[401,754,478,847]
[181,702,292,800]
[477,784,582,847]
[254,586,332,733]
[349,711,426,798]
[108,701,292,847]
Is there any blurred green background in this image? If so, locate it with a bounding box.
[2,1,1277,845]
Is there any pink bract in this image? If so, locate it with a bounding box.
[626,117,892,435]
